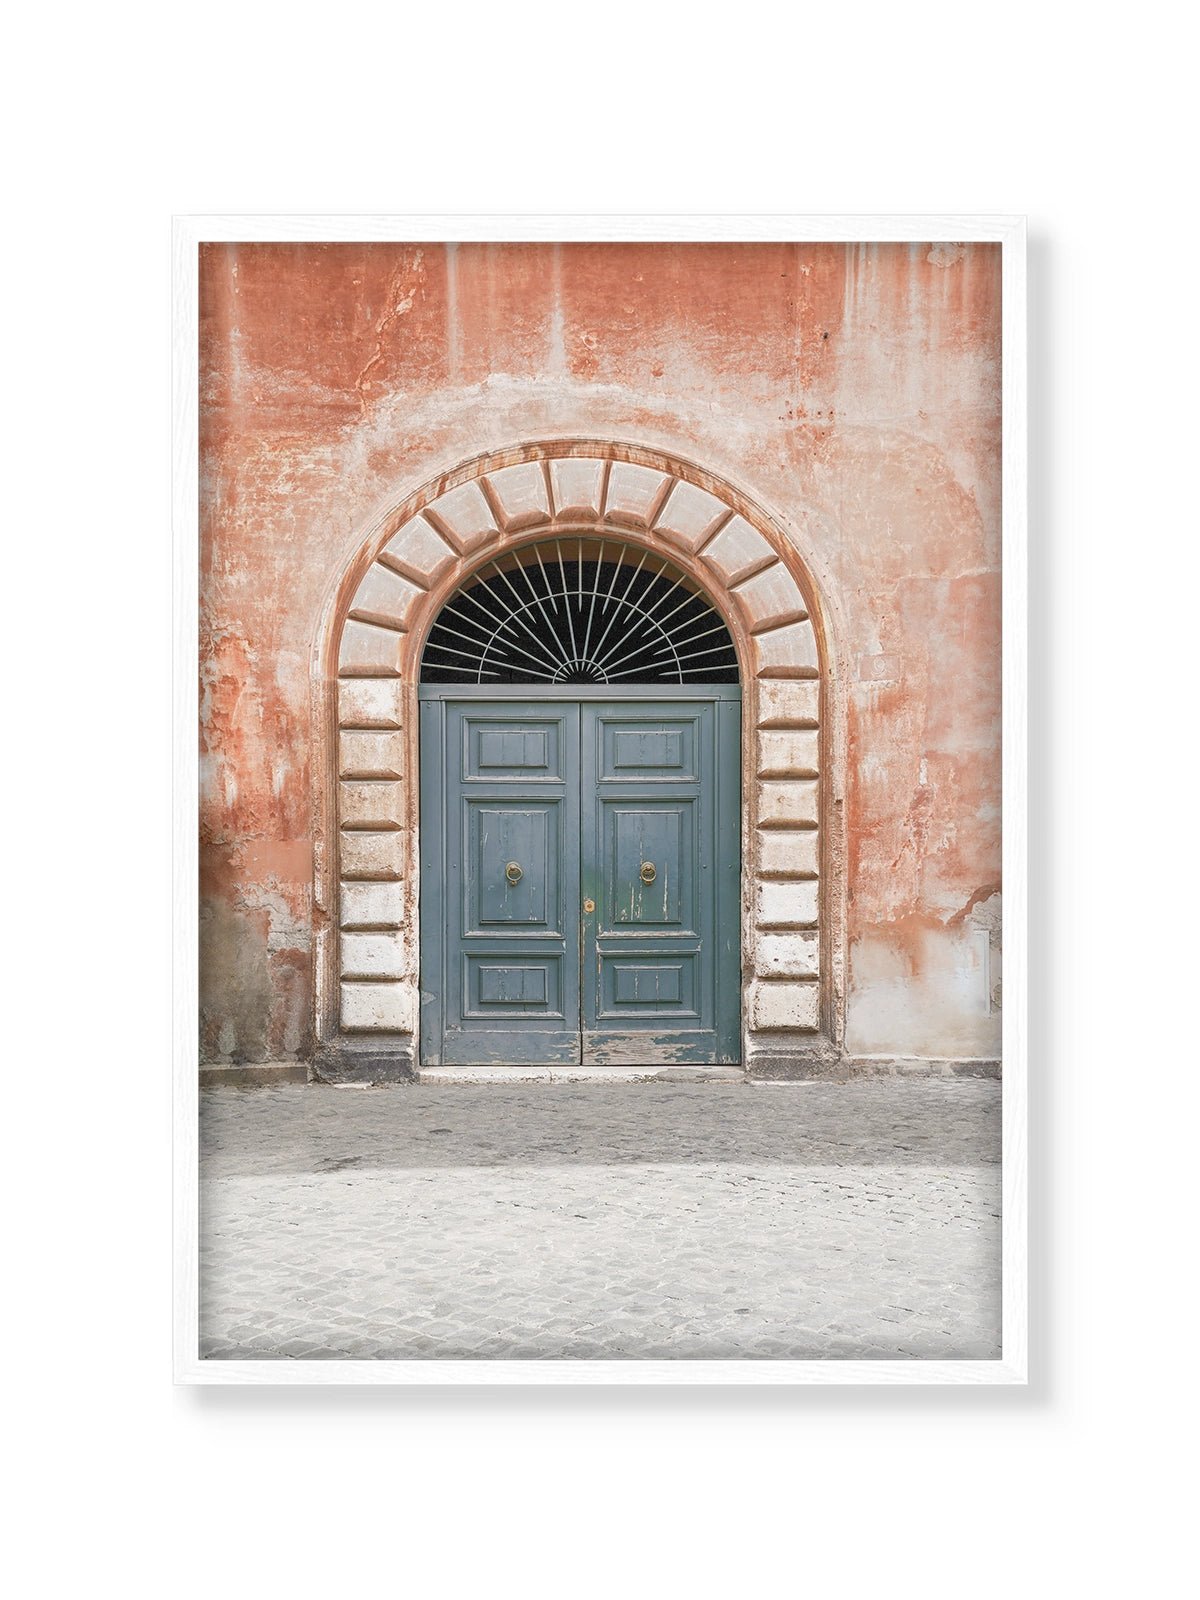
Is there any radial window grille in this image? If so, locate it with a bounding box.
[420,539,740,684]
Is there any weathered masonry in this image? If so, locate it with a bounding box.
[318,444,830,1079]
[199,242,1003,1075]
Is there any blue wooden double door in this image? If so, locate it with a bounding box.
[419,687,741,1067]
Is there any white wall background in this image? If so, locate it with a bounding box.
[4,4,1194,1595]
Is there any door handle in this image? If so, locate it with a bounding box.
[505,861,523,885]
[583,898,595,914]
[640,862,657,884]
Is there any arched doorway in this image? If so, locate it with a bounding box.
[317,441,831,1080]
[418,539,742,1067]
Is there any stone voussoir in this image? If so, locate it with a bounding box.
[484,462,552,530]
[603,461,672,527]
[347,563,422,631]
[380,514,457,585]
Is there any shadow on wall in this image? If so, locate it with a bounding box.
[200,901,309,1062]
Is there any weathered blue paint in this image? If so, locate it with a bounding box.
[419,686,741,1067]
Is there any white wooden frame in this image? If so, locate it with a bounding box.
[174,214,1027,1385]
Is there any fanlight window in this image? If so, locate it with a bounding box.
[420,539,739,685]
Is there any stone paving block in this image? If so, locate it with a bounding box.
[755,930,820,979]
[338,678,404,730]
[756,878,819,928]
[755,828,820,882]
[756,729,819,779]
[339,731,404,780]
[338,879,404,929]
[338,779,403,831]
[340,932,405,980]
[756,828,820,879]
[756,680,820,728]
[757,779,819,828]
[338,832,403,880]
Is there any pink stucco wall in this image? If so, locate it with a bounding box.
[199,241,1002,1065]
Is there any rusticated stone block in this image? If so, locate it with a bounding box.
[757,779,819,828]
[338,619,405,677]
[339,880,404,929]
[752,618,820,678]
[699,515,775,586]
[756,879,819,928]
[348,563,421,631]
[485,462,551,530]
[549,456,606,519]
[754,930,820,978]
[339,731,404,780]
[339,831,403,880]
[426,479,499,553]
[756,729,819,779]
[340,931,405,980]
[339,780,403,830]
[654,480,729,552]
[340,981,413,1032]
[338,678,403,729]
[604,461,671,526]
[749,980,820,1031]
[756,680,819,728]
[380,514,457,585]
[731,563,808,633]
[757,829,820,878]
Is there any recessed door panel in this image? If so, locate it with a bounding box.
[464,717,565,781]
[464,954,564,1017]
[467,801,557,931]
[600,954,700,1019]
[603,802,691,929]
[601,720,698,781]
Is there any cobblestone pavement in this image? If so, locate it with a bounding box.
[199,1080,1001,1362]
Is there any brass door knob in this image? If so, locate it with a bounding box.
[640,862,657,884]
[583,898,595,914]
[505,861,523,885]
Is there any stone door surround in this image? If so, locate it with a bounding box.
[316,440,833,1079]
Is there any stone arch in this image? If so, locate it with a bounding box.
[314,440,836,1079]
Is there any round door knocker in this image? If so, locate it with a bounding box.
[505,861,523,885]
[640,862,657,885]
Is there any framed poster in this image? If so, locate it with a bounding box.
[175,215,1026,1383]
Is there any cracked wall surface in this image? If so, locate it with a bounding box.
[199,241,1002,1065]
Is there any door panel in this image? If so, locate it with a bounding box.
[580,700,740,1064]
[419,689,740,1068]
[421,699,581,1065]
[467,802,558,931]
[602,802,692,928]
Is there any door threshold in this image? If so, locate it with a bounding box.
[417,1063,746,1085]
